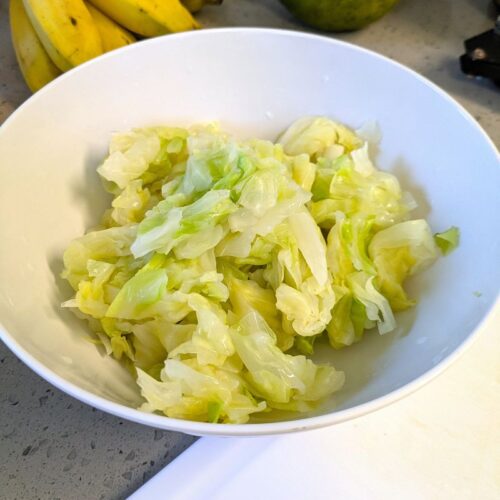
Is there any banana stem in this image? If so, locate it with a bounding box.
[182,0,223,14]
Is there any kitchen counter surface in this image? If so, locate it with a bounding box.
[0,1,498,499]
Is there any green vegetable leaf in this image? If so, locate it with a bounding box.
[61,118,450,424]
[434,226,460,255]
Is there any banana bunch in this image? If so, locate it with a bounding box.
[10,0,222,92]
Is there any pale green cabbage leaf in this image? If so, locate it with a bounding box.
[61,118,454,423]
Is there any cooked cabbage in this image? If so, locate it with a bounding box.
[61,117,455,423]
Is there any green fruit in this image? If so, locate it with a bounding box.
[280,0,400,32]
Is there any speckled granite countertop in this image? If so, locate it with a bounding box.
[0,1,498,499]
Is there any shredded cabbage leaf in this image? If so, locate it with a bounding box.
[434,226,460,256]
[61,117,454,423]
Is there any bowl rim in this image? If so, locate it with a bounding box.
[1,27,499,436]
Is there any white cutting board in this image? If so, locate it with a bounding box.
[130,307,500,500]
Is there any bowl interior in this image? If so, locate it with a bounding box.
[0,29,498,434]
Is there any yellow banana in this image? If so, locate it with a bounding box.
[87,0,200,37]
[22,0,103,72]
[9,0,62,92]
[182,0,222,14]
[85,2,136,53]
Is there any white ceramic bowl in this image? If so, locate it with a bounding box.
[1,29,499,436]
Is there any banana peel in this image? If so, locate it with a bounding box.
[85,2,136,52]
[22,0,103,71]
[10,0,62,92]
[10,0,222,93]
[87,0,200,37]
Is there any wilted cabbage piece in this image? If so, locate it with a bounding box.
[434,226,460,256]
[61,117,454,423]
